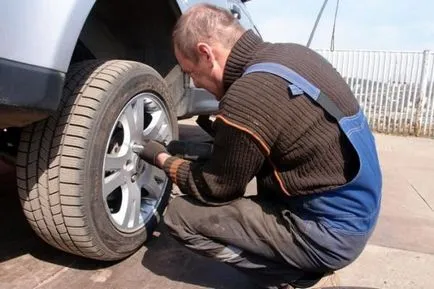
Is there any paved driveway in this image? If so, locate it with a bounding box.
[1,119,433,289]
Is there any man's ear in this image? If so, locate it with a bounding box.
[197,42,215,66]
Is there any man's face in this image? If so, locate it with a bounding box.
[175,44,226,100]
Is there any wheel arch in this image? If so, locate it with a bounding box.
[70,0,185,116]
[71,0,182,78]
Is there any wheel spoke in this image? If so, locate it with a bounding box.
[105,152,128,171]
[103,171,126,198]
[142,167,165,199]
[160,128,172,143]
[120,105,134,143]
[142,181,161,199]
[123,181,142,228]
[153,167,167,185]
[143,110,165,140]
[134,99,145,135]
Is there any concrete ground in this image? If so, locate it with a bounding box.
[0,119,433,289]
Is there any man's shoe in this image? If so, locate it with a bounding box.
[280,271,340,289]
[307,271,341,288]
[279,285,295,289]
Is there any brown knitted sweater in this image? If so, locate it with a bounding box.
[163,30,360,205]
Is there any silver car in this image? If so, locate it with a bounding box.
[0,0,258,260]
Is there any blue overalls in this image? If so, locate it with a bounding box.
[243,63,382,269]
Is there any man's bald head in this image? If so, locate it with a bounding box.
[173,4,246,62]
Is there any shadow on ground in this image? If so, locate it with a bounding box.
[0,171,35,263]
[0,170,115,271]
[141,225,379,289]
[141,225,259,289]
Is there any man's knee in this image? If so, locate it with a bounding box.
[164,196,183,228]
[164,196,201,239]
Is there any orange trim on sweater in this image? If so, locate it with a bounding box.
[169,158,186,185]
[215,115,290,195]
[216,115,270,155]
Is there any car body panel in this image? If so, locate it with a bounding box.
[0,0,95,72]
[0,0,258,126]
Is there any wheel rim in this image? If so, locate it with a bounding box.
[102,92,173,233]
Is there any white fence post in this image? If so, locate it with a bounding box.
[317,49,434,137]
[415,50,430,136]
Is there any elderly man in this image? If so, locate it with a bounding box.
[138,4,382,289]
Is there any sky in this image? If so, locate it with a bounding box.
[245,0,434,52]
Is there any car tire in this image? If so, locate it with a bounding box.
[16,60,178,260]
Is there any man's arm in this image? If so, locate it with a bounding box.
[161,119,266,205]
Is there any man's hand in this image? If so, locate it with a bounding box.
[136,140,169,167]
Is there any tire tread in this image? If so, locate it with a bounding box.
[16,60,175,260]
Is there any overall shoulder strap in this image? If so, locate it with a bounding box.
[243,62,345,121]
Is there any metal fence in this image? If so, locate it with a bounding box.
[316,49,434,137]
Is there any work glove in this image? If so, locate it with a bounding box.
[136,140,168,166]
[166,140,213,161]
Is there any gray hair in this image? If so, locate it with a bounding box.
[173,4,246,62]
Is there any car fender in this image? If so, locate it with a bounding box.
[0,0,95,72]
